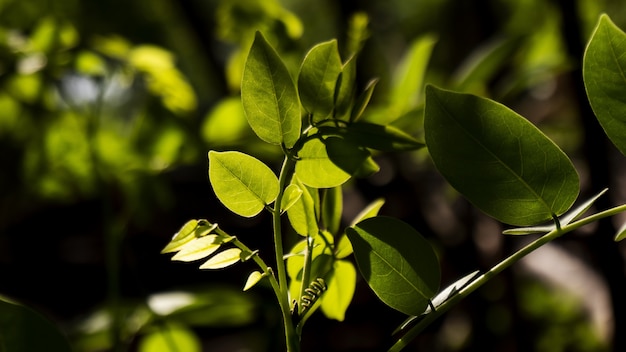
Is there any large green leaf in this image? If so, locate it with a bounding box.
[346,216,440,316]
[298,40,343,121]
[583,14,626,156]
[208,151,279,217]
[0,297,72,352]
[424,85,579,226]
[241,31,301,148]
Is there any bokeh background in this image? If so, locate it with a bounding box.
[2,0,626,351]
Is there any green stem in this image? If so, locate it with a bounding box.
[273,156,300,352]
[389,203,626,352]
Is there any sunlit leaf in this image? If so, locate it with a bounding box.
[424,85,579,226]
[583,14,626,156]
[334,55,357,119]
[171,235,222,262]
[295,137,350,188]
[287,178,319,236]
[208,151,279,217]
[350,198,385,226]
[346,216,440,315]
[281,183,303,212]
[200,248,242,269]
[243,271,265,291]
[0,297,72,352]
[241,31,301,148]
[320,260,356,321]
[298,40,342,120]
[161,220,217,254]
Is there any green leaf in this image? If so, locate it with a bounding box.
[503,188,608,235]
[319,122,425,151]
[322,186,342,235]
[615,222,626,242]
[350,78,378,122]
[241,31,301,148]
[171,235,222,262]
[321,260,356,321]
[350,198,385,226]
[199,248,242,269]
[280,183,303,212]
[295,137,350,188]
[287,177,319,236]
[424,85,579,226]
[388,34,437,117]
[325,137,378,177]
[138,323,201,352]
[243,271,265,291]
[334,55,357,119]
[346,216,440,316]
[161,220,200,253]
[298,40,343,120]
[208,151,279,217]
[0,297,72,352]
[583,14,626,156]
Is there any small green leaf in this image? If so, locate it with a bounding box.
[350,198,385,226]
[199,248,242,269]
[287,177,319,236]
[615,222,626,242]
[334,55,357,119]
[350,78,378,122]
[346,216,440,316]
[320,260,356,321]
[298,40,343,120]
[243,271,265,291]
[161,219,199,254]
[322,186,342,235]
[171,235,222,262]
[242,31,301,148]
[281,183,303,212]
[208,151,279,217]
[424,85,579,226]
[583,14,626,156]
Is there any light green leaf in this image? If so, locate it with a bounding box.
[583,14,626,156]
[287,177,319,236]
[321,260,356,321]
[350,198,385,226]
[615,222,626,242]
[281,183,303,212]
[208,151,279,217]
[241,31,301,148]
[0,297,72,352]
[346,216,440,316]
[503,188,608,235]
[298,40,343,120]
[424,85,579,226]
[243,271,265,291]
[295,137,350,188]
[199,248,242,269]
[171,235,222,262]
[162,220,218,254]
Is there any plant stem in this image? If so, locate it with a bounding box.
[389,202,626,352]
[273,156,300,352]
